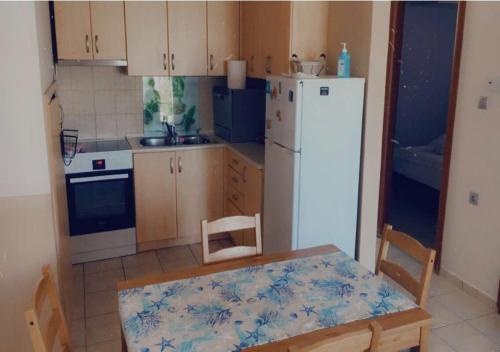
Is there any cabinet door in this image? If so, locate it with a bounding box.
[261,1,291,76]
[90,1,126,60]
[242,165,263,246]
[290,2,329,61]
[240,1,263,78]
[176,148,224,238]
[134,152,177,243]
[54,2,93,60]
[125,1,169,76]
[225,198,245,246]
[168,1,208,76]
[207,1,239,76]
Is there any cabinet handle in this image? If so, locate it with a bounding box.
[85,34,90,53]
[170,157,174,174]
[265,55,272,74]
[232,194,239,201]
[178,157,182,173]
[209,54,214,71]
[163,53,167,71]
[242,166,247,183]
[231,176,238,184]
[171,53,175,71]
[231,158,239,165]
[250,55,254,73]
[95,35,99,54]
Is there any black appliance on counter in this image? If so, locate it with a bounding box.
[213,86,265,143]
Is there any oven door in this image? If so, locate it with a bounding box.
[66,169,135,236]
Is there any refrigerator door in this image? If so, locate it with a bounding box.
[263,139,300,253]
[265,77,302,152]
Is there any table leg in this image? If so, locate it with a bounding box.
[417,325,429,352]
[121,328,128,352]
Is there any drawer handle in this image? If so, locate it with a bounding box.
[209,54,214,71]
[242,166,247,183]
[231,158,239,165]
[232,194,239,201]
[169,157,174,174]
[231,176,238,183]
[178,156,182,173]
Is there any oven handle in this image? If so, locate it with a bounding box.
[69,173,129,184]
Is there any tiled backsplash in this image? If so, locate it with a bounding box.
[56,66,224,140]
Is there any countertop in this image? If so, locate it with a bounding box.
[126,135,265,169]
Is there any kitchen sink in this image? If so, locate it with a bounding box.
[140,135,212,147]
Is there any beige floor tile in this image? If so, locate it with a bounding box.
[70,319,86,349]
[189,243,203,264]
[85,290,118,318]
[124,265,164,280]
[434,290,495,320]
[157,245,199,271]
[468,313,500,345]
[86,312,121,345]
[84,257,123,274]
[86,338,122,352]
[429,273,461,297]
[70,290,85,321]
[219,238,235,248]
[428,331,456,352]
[85,269,124,293]
[434,321,497,352]
[122,251,163,279]
[427,297,462,329]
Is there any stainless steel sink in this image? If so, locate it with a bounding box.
[140,135,212,147]
[140,137,175,147]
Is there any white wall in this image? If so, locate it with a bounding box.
[0,2,58,351]
[0,2,51,197]
[442,2,500,300]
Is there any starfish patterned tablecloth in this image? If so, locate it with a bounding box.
[118,250,416,352]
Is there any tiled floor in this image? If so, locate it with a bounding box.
[69,240,500,352]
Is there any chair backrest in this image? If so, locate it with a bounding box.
[288,321,382,352]
[25,265,71,352]
[201,213,262,264]
[375,224,436,308]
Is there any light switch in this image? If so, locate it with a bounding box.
[469,192,479,206]
[478,96,488,110]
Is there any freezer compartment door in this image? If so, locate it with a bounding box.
[265,77,302,152]
[263,140,300,253]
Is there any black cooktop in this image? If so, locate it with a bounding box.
[78,139,131,153]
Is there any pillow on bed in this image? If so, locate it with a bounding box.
[427,135,446,155]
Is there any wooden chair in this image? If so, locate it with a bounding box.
[288,321,382,352]
[25,265,71,352]
[201,213,262,264]
[375,224,436,308]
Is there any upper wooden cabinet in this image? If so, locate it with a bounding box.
[125,1,169,76]
[207,2,240,76]
[90,2,127,60]
[240,1,329,78]
[54,1,126,61]
[168,1,207,76]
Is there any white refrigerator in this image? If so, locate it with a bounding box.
[263,75,365,257]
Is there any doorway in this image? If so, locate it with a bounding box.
[378,2,466,271]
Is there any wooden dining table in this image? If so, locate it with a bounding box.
[117,245,431,352]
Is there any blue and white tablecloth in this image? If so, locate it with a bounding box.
[118,251,416,352]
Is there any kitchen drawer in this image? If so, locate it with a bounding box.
[228,166,245,193]
[227,185,244,212]
[227,149,246,175]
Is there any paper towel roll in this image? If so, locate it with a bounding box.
[227,60,246,89]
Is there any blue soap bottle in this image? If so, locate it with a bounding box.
[337,42,351,78]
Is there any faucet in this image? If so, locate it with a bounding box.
[162,121,178,144]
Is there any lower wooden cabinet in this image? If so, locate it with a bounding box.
[134,151,177,243]
[134,148,223,249]
[224,148,263,246]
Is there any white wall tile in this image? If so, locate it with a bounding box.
[96,115,118,139]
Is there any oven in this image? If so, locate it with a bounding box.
[66,169,135,236]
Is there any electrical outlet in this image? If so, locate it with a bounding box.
[478,96,488,110]
[469,192,479,206]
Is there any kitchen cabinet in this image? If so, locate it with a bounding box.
[134,152,178,244]
[207,1,240,76]
[224,148,263,246]
[167,1,207,76]
[134,148,223,249]
[125,1,169,76]
[176,148,224,238]
[240,1,328,79]
[54,1,126,61]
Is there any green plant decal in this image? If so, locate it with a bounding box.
[143,78,161,125]
[176,105,197,132]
